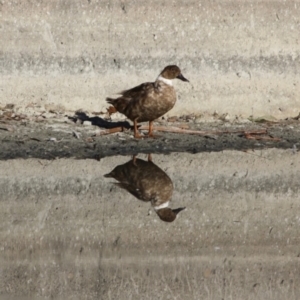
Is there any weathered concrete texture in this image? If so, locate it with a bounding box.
[1,150,300,299]
[1,1,300,119]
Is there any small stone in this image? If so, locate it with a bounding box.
[83,120,92,126]
[4,103,15,110]
[167,116,178,122]
[194,116,203,123]
[220,113,231,122]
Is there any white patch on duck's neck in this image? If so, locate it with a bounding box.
[156,75,173,86]
[153,201,170,211]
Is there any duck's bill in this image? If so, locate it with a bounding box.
[172,207,186,214]
[103,172,113,178]
[177,74,189,82]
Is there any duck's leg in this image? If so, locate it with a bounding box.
[148,121,154,137]
[133,118,143,138]
[147,121,160,138]
[132,155,138,166]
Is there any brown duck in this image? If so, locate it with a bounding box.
[104,154,185,222]
[106,65,189,138]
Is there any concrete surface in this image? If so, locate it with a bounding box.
[1,0,300,119]
[1,1,300,298]
[1,150,300,299]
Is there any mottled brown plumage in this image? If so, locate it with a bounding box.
[104,155,185,222]
[106,65,189,138]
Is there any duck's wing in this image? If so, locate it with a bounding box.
[120,82,155,99]
[114,182,145,200]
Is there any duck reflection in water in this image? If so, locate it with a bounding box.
[104,154,185,222]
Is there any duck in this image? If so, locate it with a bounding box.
[106,65,189,138]
[104,154,186,222]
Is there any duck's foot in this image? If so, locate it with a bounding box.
[147,133,161,138]
[135,132,160,138]
[133,119,145,139]
[147,121,159,138]
[134,132,145,139]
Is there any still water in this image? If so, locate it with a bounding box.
[1,150,299,299]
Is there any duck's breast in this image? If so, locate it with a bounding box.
[137,83,176,122]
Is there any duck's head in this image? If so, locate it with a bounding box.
[155,207,186,222]
[160,65,189,82]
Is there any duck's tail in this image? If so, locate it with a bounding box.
[106,97,129,115]
[106,98,117,115]
[106,97,116,105]
[106,105,117,115]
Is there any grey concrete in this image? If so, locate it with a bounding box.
[1,0,300,119]
[1,150,300,299]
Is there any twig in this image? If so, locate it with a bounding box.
[139,125,210,135]
[94,127,125,136]
[93,125,273,139]
[72,131,81,139]
[139,125,268,137]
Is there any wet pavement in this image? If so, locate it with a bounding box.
[1,148,300,299]
[0,113,299,160]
